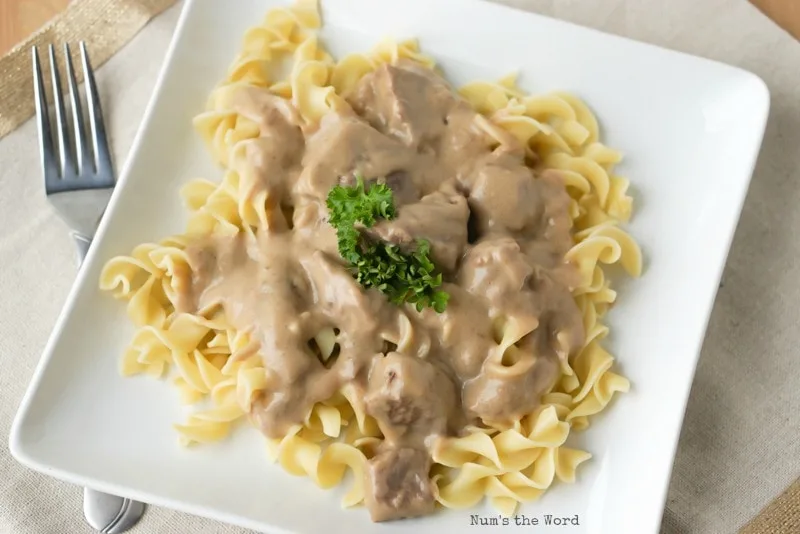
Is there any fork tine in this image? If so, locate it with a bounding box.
[32,47,57,180]
[80,42,112,175]
[48,44,73,177]
[64,44,91,175]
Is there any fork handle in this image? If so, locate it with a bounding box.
[72,232,92,265]
[71,232,147,532]
[83,487,145,534]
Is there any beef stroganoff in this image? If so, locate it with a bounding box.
[99,0,641,522]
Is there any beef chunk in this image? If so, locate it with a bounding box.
[364,447,436,522]
[457,237,534,305]
[368,189,469,273]
[297,113,415,199]
[365,353,458,443]
[350,62,458,149]
[467,155,544,235]
[462,354,558,426]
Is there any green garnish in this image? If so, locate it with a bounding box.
[326,175,450,313]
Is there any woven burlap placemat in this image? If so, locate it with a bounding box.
[0,0,176,139]
[0,0,796,532]
[740,478,800,534]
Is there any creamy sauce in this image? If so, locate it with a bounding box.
[175,61,585,522]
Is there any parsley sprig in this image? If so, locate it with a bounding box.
[326,175,449,313]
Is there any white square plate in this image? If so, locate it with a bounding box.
[10,0,769,533]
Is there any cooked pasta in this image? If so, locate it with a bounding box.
[99,0,641,522]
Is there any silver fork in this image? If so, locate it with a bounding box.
[32,42,146,534]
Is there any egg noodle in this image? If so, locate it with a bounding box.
[99,0,641,517]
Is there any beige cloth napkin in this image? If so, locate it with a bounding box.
[0,1,798,533]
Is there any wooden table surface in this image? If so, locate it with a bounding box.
[0,0,69,54]
[754,0,800,39]
[0,0,797,55]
